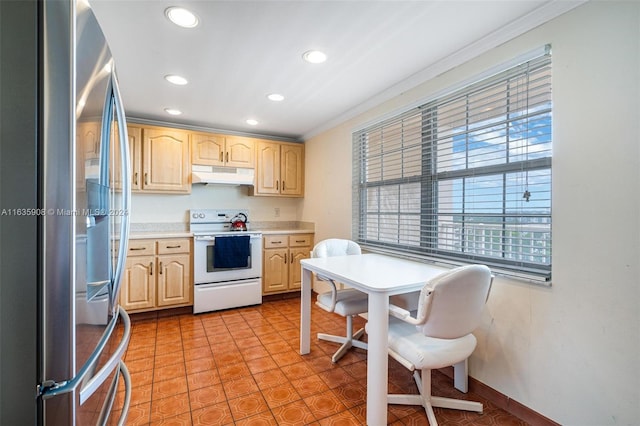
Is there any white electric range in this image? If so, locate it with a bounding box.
[190,209,262,313]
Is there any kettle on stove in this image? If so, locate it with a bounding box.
[230,213,248,231]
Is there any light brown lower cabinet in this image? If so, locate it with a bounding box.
[262,233,313,294]
[120,238,192,313]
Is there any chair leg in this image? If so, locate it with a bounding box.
[454,359,468,393]
[347,315,367,350]
[387,368,482,425]
[317,315,368,363]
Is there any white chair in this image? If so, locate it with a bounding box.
[313,239,368,363]
[385,264,493,425]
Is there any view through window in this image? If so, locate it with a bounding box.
[353,49,552,281]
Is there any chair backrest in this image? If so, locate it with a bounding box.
[416,264,492,339]
[312,239,361,258]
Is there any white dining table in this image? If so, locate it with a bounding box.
[299,253,457,425]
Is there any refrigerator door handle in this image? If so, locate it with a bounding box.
[96,360,131,426]
[38,306,130,400]
[110,71,131,306]
[78,306,131,404]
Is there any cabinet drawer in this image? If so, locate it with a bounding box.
[264,235,288,249]
[127,240,156,256]
[157,238,191,255]
[289,234,313,247]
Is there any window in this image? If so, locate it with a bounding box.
[353,49,552,282]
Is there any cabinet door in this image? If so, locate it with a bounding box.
[288,247,310,290]
[263,248,288,293]
[255,141,280,195]
[225,136,255,168]
[120,255,155,311]
[280,143,304,196]
[142,127,190,192]
[157,253,191,307]
[191,132,225,166]
[128,126,143,191]
[112,125,142,191]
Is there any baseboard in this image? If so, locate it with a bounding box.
[263,292,301,302]
[439,367,560,426]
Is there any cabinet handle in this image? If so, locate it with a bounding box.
[165,245,181,249]
[290,253,293,263]
[134,172,138,186]
[276,180,279,191]
[220,152,223,162]
[295,240,305,243]
[144,173,148,186]
[226,152,229,162]
[284,254,287,264]
[159,261,163,274]
[149,262,153,276]
[130,247,146,251]
[272,240,282,244]
[282,181,285,191]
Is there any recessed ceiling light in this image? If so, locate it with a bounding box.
[165,7,199,28]
[246,119,258,126]
[165,74,188,85]
[302,50,327,64]
[164,108,182,115]
[267,93,285,102]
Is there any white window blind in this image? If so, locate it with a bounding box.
[353,49,552,282]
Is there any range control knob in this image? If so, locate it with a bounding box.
[192,213,198,219]
[198,213,205,218]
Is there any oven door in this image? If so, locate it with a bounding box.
[194,234,262,284]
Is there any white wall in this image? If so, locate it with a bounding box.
[130,185,303,224]
[301,2,640,424]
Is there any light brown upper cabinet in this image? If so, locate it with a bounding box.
[111,125,142,191]
[127,126,190,193]
[191,133,255,168]
[127,126,142,191]
[253,140,304,197]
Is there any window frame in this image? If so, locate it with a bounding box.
[352,48,552,284]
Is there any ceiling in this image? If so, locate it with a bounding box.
[90,1,582,141]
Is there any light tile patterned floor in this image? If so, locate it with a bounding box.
[111,294,527,425]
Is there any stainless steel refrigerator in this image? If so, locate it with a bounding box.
[0,0,132,424]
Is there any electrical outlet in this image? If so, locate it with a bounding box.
[274,207,280,217]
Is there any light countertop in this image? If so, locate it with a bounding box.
[128,221,314,239]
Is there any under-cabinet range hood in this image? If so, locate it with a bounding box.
[191,164,255,186]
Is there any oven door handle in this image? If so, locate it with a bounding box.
[194,235,262,241]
